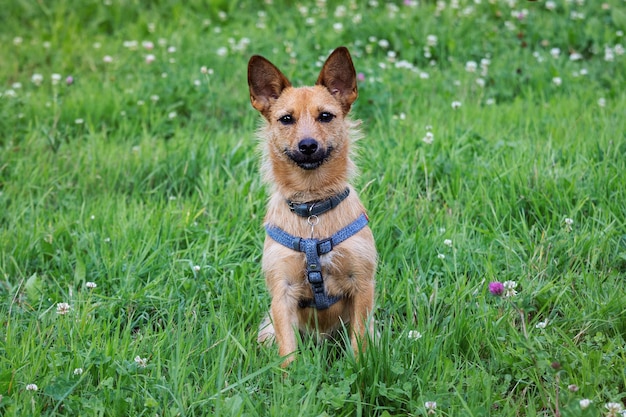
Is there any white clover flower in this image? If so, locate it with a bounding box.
[476,78,486,87]
[486,98,496,106]
[26,383,38,391]
[142,40,154,50]
[552,77,562,86]
[408,330,422,339]
[150,95,159,102]
[56,302,71,315]
[12,82,22,89]
[192,265,201,272]
[334,4,347,17]
[425,401,437,414]
[535,319,548,329]
[570,11,585,20]
[86,281,97,289]
[51,73,62,85]
[134,356,148,368]
[451,100,462,109]
[426,35,438,47]
[378,39,390,49]
[437,253,445,260]
[123,40,138,49]
[145,54,155,64]
[545,1,556,10]
[569,52,582,61]
[13,36,23,45]
[395,60,414,70]
[605,402,623,416]
[103,55,113,63]
[31,73,43,86]
[465,61,477,72]
[216,47,228,56]
[550,48,561,59]
[75,118,84,125]
[422,131,434,144]
[168,111,177,119]
[579,399,592,409]
[564,218,574,226]
[503,280,518,297]
[444,239,452,246]
[73,368,83,375]
[598,98,606,107]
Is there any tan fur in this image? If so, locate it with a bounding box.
[248,47,376,367]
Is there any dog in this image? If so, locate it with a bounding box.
[247,46,377,367]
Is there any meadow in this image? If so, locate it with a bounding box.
[1,0,625,415]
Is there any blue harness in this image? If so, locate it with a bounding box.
[265,189,369,310]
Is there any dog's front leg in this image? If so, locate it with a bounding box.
[270,297,299,367]
[349,281,375,359]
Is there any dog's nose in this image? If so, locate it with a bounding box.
[298,138,318,155]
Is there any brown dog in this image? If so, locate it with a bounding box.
[247,47,376,367]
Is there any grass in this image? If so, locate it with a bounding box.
[1,0,625,415]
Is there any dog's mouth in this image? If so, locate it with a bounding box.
[286,145,333,170]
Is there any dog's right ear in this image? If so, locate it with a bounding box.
[248,55,292,118]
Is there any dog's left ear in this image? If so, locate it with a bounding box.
[316,47,358,114]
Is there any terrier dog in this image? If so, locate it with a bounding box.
[248,46,376,367]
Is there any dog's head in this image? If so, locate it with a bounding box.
[248,47,358,174]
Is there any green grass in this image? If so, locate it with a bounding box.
[1,0,625,415]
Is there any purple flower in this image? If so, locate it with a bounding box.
[357,72,365,82]
[488,281,504,296]
[66,75,74,86]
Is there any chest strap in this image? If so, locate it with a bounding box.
[265,213,369,310]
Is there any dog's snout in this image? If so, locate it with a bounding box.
[298,138,318,156]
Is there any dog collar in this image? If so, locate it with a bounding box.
[286,187,350,217]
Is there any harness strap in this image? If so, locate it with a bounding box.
[287,188,350,217]
[265,213,369,310]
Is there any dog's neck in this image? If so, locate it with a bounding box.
[265,154,355,203]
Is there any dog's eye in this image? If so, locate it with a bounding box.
[318,112,335,123]
[278,114,295,125]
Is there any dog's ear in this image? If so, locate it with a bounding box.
[248,55,292,118]
[316,47,358,114]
